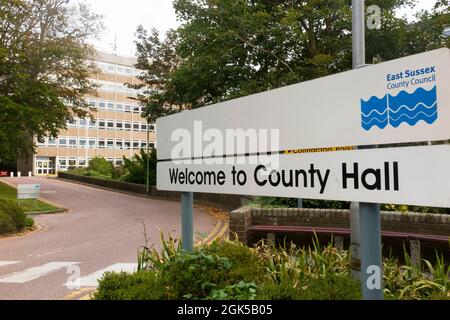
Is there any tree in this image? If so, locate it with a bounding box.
[122,149,157,185]
[133,0,449,112]
[130,27,183,123]
[0,0,103,162]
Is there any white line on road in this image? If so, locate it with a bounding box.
[64,263,137,288]
[0,261,21,268]
[0,262,79,284]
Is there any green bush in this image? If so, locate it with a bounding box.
[25,216,35,228]
[251,197,349,209]
[87,157,113,177]
[258,274,360,300]
[93,271,165,300]
[0,199,27,230]
[122,149,156,185]
[0,211,15,234]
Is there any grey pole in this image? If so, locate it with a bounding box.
[297,198,303,209]
[360,202,383,299]
[181,192,194,252]
[352,0,384,300]
[146,120,150,193]
[350,0,365,281]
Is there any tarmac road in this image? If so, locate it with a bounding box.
[0,177,216,300]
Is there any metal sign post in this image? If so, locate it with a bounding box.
[352,0,383,300]
[181,192,194,252]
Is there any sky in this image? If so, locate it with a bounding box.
[82,0,439,57]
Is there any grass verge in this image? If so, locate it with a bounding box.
[0,181,61,213]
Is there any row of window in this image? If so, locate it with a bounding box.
[38,137,155,150]
[87,99,143,114]
[67,117,155,132]
[58,157,125,170]
[89,79,146,96]
[95,61,143,77]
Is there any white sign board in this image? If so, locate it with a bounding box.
[157,48,450,160]
[157,145,450,208]
[17,184,40,200]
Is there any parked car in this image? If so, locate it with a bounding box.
[0,171,9,177]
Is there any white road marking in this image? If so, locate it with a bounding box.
[0,261,21,267]
[0,262,79,284]
[64,263,137,288]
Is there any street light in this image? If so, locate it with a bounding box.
[146,118,150,193]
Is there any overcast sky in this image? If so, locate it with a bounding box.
[82,0,438,57]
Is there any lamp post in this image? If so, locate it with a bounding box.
[146,118,150,193]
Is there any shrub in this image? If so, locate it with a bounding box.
[93,271,165,300]
[87,157,113,177]
[0,199,27,230]
[251,197,349,209]
[25,217,35,228]
[0,211,15,234]
[122,149,156,185]
[111,166,126,179]
[258,274,360,300]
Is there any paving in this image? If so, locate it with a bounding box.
[0,177,217,300]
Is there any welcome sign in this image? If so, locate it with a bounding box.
[157,49,450,207]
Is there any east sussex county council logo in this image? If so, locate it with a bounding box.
[360,86,438,131]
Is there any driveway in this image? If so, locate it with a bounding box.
[0,177,217,300]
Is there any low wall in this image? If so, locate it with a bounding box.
[57,172,250,210]
[229,207,450,244]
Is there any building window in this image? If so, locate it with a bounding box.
[107,101,114,111]
[116,121,123,131]
[37,137,46,146]
[116,103,123,112]
[115,158,123,166]
[133,141,140,149]
[124,122,131,131]
[141,123,147,132]
[107,120,115,130]
[107,82,115,91]
[68,158,77,167]
[58,158,67,170]
[68,118,77,127]
[116,66,124,74]
[133,105,140,114]
[88,138,96,149]
[98,119,106,129]
[98,101,106,110]
[59,137,67,147]
[88,100,97,108]
[98,138,105,149]
[133,122,140,132]
[149,142,155,149]
[107,139,114,149]
[141,142,147,149]
[107,64,115,73]
[69,138,77,148]
[124,104,131,113]
[89,119,96,128]
[149,124,155,132]
[125,68,132,75]
[79,138,87,148]
[79,118,87,128]
[47,137,56,147]
[78,158,87,167]
[116,139,123,149]
[106,158,114,165]
[124,141,131,150]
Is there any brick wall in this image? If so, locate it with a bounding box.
[230,207,450,243]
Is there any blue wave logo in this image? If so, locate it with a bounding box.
[361,86,438,130]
